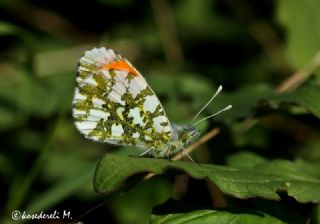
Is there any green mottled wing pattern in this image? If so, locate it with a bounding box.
[73,47,172,150]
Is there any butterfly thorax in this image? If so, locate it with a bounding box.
[149,123,200,158]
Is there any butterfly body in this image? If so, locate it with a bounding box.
[73,47,199,158]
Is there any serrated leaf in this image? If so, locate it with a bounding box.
[151,209,286,224]
[94,154,320,203]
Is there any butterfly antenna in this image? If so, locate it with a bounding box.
[192,85,223,122]
[192,105,232,126]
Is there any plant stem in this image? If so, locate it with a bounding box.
[150,0,184,70]
[173,128,220,161]
[143,128,220,180]
[277,51,320,93]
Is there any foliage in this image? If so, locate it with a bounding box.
[95,154,320,203]
[1,0,320,223]
[151,209,286,224]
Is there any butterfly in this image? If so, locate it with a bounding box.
[72,47,231,158]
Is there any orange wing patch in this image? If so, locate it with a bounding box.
[101,59,138,76]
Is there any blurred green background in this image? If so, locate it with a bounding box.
[1,0,320,223]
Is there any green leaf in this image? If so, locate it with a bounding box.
[35,45,91,76]
[275,80,320,118]
[209,84,275,121]
[0,21,21,35]
[94,154,320,203]
[311,204,320,224]
[111,177,171,224]
[213,79,320,120]
[0,73,73,118]
[226,151,268,168]
[0,106,21,131]
[151,209,286,224]
[25,163,96,213]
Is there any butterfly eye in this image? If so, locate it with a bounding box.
[180,127,199,145]
[180,131,189,144]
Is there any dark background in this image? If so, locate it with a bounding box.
[1,0,320,223]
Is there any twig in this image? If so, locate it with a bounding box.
[150,0,184,69]
[70,128,221,223]
[277,51,320,93]
[143,128,220,180]
[173,128,220,160]
[237,50,320,136]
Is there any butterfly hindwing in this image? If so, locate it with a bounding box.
[73,47,172,150]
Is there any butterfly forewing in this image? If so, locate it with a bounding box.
[73,47,172,150]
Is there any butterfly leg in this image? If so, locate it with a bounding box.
[165,145,172,161]
[171,144,197,164]
[181,147,197,164]
[140,147,153,157]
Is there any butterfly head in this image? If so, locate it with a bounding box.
[171,124,200,148]
[73,47,232,160]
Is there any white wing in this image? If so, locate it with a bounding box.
[73,47,172,149]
